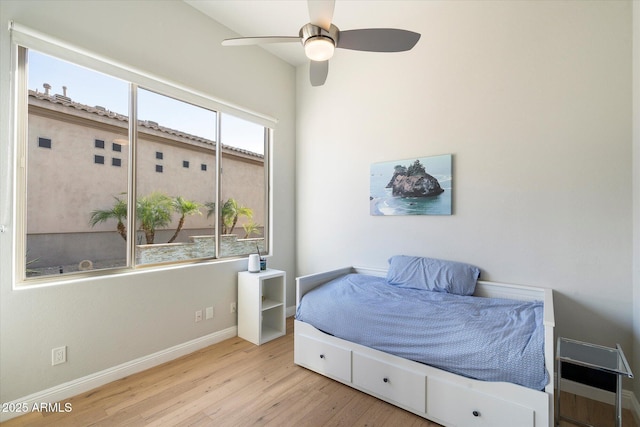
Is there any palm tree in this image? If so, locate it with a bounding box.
[242,221,261,238]
[90,193,204,244]
[89,195,128,240]
[221,198,253,235]
[167,196,202,243]
[136,192,173,244]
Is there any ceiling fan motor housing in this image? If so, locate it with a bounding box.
[300,23,339,61]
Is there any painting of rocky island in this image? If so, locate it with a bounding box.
[370,154,452,216]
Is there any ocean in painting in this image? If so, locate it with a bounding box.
[370,154,452,216]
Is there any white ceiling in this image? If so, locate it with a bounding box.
[184,0,420,67]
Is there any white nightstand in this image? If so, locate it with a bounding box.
[237,269,286,345]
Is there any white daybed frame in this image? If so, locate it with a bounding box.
[294,266,555,427]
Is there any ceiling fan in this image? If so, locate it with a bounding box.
[221,0,421,87]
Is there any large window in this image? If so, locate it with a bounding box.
[17,45,271,282]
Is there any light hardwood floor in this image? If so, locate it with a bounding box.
[2,317,637,427]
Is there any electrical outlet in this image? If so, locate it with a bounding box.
[230,302,237,313]
[205,306,214,320]
[52,346,66,366]
[195,310,203,322]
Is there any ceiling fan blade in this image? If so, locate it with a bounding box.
[222,36,300,47]
[310,60,329,87]
[308,0,335,31]
[337,29,421,52]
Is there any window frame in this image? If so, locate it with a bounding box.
[11,22,276,286]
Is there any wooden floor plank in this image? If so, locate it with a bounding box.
[1,317,637,427]
[558,390,637,427]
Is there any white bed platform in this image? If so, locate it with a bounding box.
[294,266,555,427]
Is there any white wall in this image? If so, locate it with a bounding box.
[632,0,640,401]
[0,0,296,404]
[297,0,635,388]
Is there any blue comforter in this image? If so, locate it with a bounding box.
[296,273,549,390]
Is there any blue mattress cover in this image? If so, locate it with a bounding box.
[296,273,549,390]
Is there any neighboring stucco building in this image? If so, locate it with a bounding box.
[27,87,265,269]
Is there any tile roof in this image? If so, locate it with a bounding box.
[29,90,264,159]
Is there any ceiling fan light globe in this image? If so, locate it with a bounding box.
[304,37,335,61]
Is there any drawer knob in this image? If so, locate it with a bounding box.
[383,377,389,383]
[472,411,480,417]
[319,354,325,359]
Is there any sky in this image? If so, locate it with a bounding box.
[28,50,265,154]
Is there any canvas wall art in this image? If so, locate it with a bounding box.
[370,154,452,216]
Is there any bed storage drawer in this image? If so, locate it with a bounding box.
[352,353,426,414]
[294,333,352,383]
[426,377,534,427]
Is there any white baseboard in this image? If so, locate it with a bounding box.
[0,326,237,422]
[558,376,640,424]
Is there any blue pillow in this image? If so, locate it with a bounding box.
[386,255,480,296]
